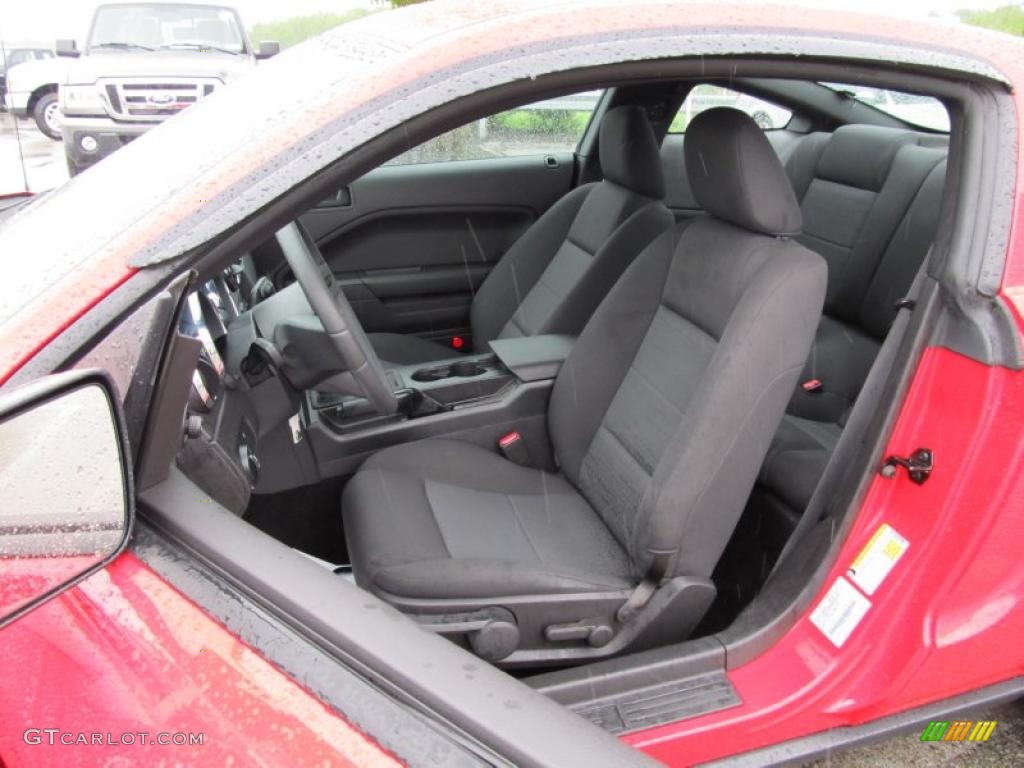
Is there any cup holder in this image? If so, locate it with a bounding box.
[450,361,486,377]
[411,361,487,382]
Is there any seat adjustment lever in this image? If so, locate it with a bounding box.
[545,618,614,648]
[416,608,520,662]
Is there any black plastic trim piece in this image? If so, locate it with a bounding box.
[571,670,740,736]
[700,676,1024,767]
[532,636,724,699]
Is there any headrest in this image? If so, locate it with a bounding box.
[685,108,801,236]
[599,106,665,199]
[817,124,918,192]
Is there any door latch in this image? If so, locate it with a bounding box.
[880,447,933,485]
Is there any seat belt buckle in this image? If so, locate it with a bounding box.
[801,378,824,394]
[498,431,531,466]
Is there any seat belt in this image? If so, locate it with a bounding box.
[769,264,928,578]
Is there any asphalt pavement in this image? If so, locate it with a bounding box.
[0,112,68,194]
[806,699,1024,767]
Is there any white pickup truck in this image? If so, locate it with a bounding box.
[2,50,71,140]
[6,2,278,175]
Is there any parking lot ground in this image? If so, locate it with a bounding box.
[805,699,1024,767]
[0,112,68,194]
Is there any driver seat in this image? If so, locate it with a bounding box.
[367,105,673,365]
[342,108,826,665]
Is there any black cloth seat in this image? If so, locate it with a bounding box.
[344,439,635,599]
[757,134,947,518]
[343,108,826,662]
[368,105,673,365]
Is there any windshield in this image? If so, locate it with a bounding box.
[87,3,246,55]
[821,82,949,132]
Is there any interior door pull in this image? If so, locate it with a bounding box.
[318,187,352,208]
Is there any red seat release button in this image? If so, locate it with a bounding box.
[499,431,521,448]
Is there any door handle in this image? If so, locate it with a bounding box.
[316,186,353,208]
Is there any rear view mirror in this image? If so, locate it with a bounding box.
[0,370,132,627]
[256,41,280,60]
[55,39,80,58]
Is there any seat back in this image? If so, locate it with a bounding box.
[549,108,827,579]
[469,106,673,351]
[784,126,947,423]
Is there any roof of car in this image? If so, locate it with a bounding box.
[1,0,1022,382]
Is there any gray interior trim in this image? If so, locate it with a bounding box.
[531,635,726,703]
[489,334,575,382]
[308,379,553,478]
[724,77,951,133]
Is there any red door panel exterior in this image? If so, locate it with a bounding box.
[0,553,398,767]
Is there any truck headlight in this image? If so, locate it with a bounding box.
[60,85,106,116]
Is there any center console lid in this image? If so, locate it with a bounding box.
[488,335,575,382]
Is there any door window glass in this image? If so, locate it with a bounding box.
[388,90,602,166]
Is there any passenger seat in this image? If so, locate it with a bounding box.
[368,106,674,365]
[342,108,826,664]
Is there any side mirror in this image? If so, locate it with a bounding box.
[56,39,80,58]
[0,370,132,627]
[255,41,280,60]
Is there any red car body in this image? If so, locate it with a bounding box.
[0,2,1022,766]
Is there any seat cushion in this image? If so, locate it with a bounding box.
[367,331,453,366]
[342,439,634,600]
[759,415,841,511]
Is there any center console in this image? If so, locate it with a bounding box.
[305,335,575,477]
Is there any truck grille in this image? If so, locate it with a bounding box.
[101,78,220,121]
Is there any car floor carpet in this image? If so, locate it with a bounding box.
[244,476,350,565]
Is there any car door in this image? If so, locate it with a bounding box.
[297,92,602,350]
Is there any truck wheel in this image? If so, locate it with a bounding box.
[33,92,62,140]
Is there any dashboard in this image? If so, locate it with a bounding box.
[181,291,226,412]
[173,259,272,514]
[170,237,368,512]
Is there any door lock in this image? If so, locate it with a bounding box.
[880,447,933,485]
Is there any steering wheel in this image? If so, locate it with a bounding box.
[274,223,398,415]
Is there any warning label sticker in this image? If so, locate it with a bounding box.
[810,576,871,647]
[847,523,909,596]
